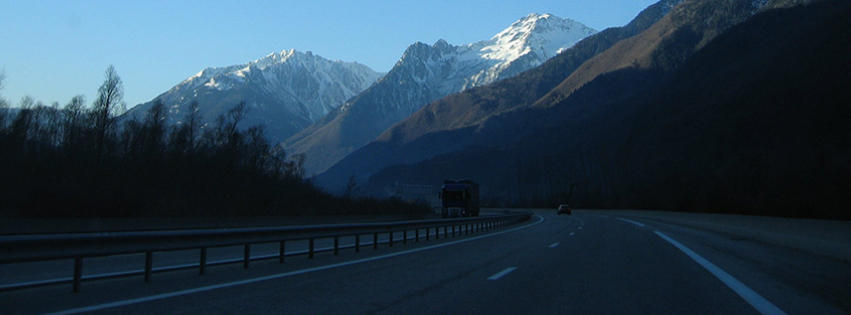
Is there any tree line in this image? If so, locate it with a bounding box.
[0,66,428,218]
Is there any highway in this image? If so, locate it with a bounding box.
[2,210,849,314]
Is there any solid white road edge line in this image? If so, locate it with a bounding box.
[653,231,787,315]
[487,267,517,281]
[549,242,559,248]
[44,215,546,315]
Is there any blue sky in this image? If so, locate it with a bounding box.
[0,0,657,109]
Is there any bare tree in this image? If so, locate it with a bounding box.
[289,153,306,179]
[0,68,6,95]
[344,174,360,199]
[62,95,86,152]
[10,96,36,142]
[225,101,248,137]
[143,100,167,157]
[91,65,125,161]
[0,70,9,127]
[185,100,201,150]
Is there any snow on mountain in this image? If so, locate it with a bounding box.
[472,13,597,81]
[390,13,598,97]
[126,49,383,144]
[284,13,597,175]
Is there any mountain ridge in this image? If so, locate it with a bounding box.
[282,13,597,175]
[315,0,684,190]
[125,49,384,144]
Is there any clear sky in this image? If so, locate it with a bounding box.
[0,0,657,109]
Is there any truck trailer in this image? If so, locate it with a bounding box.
[439,179,480,218]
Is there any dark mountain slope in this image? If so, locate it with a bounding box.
[532,0,774,110]
[620,0,851,218]
[365,0,851,219]
[315,0,683,190]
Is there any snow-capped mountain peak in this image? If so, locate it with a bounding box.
[181,49,372,92]
[484,13,597,61]
[385,13,597,94]
[127,48,383,145]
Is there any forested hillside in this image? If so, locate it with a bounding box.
[0,67,427,218]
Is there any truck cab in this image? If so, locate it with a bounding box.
[439,179,480,218]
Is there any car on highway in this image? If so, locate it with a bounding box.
[557,204,571,215]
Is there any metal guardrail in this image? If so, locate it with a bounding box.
[0,211,532,292]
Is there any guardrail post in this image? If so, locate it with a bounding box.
[73,257,83,292]
[200,247,207,275]
[279,241,286,264]
[403,230,408,245]
[374,233,379,249]
[415,229,420,242]
[145,251,153,282]
[426,228,430,241]
[355,234,360,252]
[334,236,340,255]
[309,239,315,259]
[244,244,251,269]
[389,231,394,247]
[435,227,439,240]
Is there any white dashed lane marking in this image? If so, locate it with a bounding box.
[487,267,517,281]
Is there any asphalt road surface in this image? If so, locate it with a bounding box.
[2,211,849,314]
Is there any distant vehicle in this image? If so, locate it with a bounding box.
[557,204,571,215]
[439,179,480,218]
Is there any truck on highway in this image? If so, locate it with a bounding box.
[439,179,480,218]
